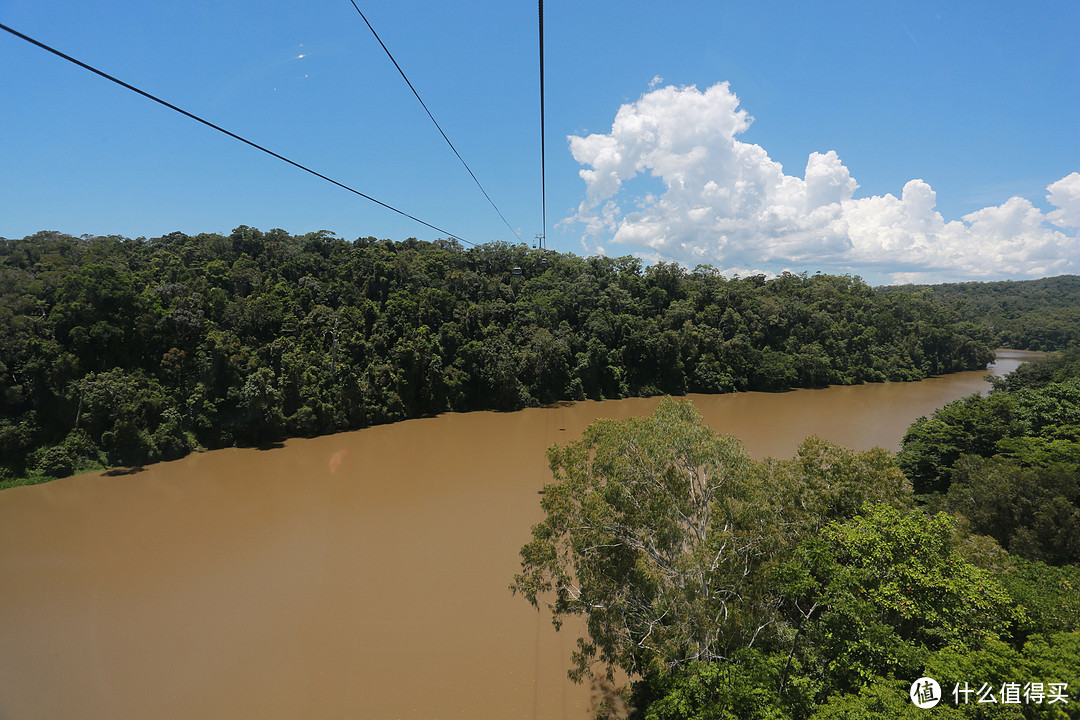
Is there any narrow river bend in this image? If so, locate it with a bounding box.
[0,351,1038,719]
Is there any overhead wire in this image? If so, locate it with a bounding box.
[345,1,522,243]
[538,0,547,247]
[0,22,472,245]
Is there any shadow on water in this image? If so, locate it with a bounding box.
[589,674,631,718]
[101,466,146,477]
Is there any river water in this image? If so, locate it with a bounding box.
[0,350,1038,719]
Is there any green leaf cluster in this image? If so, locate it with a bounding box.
[1,229,997,484]
[514,399,916,683]
[516,398,1080,720]
[897,354,1080,564]
[885,276,1080,351]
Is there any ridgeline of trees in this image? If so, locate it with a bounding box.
[516,383,1080,718]
[1,227,999,486]
[899,349,1080,567]
[885,275,1080,351]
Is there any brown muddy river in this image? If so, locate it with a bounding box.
[0,350,1039,719]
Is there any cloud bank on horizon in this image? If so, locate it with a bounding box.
[566,82,1080,284]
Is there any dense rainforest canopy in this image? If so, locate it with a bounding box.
[0,228,975,483]
[899,349,1080,567]
[884,276,1080,352]
[0,227,1074,486]
[518,380,1080,718]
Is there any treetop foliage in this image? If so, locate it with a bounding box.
[885,275,1080,351]
[1,228,1003,485]
[513,398,918,682]
[898,353,1080,566]
[520,398,1080,719]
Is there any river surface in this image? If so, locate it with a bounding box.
[0,350,1039,719]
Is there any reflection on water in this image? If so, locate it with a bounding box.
[0,350,1040,719]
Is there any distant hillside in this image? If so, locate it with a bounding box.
[882,275,1080,351]
[2,228,996,484]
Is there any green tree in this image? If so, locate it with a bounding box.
[512,398,783,680]
[776,505,1018,697]
[630,506,1028,720]
[897,392,1019,494]
[947,456,1080,566]
[3,229,1013,484]
[629,653,796,720]
[763,436,912,530]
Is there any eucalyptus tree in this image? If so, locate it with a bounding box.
[512,398,791,680]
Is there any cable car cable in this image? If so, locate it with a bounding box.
[538,0,547,248]
[345,1,522,244]
[0,22,472,246]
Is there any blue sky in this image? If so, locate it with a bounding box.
[2,0,1077,284]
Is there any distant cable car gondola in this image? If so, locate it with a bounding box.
[512,266,522,276]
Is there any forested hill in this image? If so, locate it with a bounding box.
[883,274,1080,350]
[1,228,995,483]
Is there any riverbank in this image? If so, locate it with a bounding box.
[0,352,1043,720]
[1,233,1008,488]
[1,350,1039,492]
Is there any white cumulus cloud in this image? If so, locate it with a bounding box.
[566,83,1080,283]
[1047,172,1080,229]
